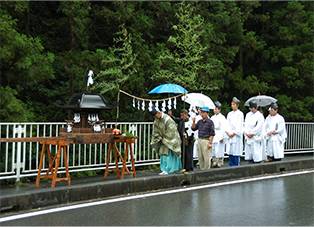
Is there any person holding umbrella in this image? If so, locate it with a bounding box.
[226,97,244,166]
[150,107,182,175]
[244,101,265,163]
[263,102,287,161]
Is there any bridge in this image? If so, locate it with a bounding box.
[0,121,313,225]
[0,121,313,181]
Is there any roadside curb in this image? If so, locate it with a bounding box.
[0,157,313,213]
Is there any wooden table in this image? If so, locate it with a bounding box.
[104,136,137,179]
[0,136,71,188]
[0,133,137,188]
[35,138,71,188]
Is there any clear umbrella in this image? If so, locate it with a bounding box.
[244,95,277,107]
[181,93,215,109]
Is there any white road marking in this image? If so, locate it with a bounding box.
[0,170,313,223]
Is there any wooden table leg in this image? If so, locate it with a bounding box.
[36,143,46,188]
[113,144,121,179]
[46,146,55,177]
[129,142,136,177]
[121,143,128,178]
[104,143,112,177]
[51,145,61,188]
[123,143,130,175]
[63,145,71,186]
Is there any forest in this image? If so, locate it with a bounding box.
[0,1,313,122]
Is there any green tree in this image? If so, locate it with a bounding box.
[153,3,225,93]
[0,9,54,121]
[250,1,314,121]
[0,2,313,122]
[0,87,34,121]
[93,25,137,94]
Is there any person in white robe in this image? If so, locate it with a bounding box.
[211,101,228,167]
[244,101,265,163]
[263,102,287,161]
[260,109,268,161]
[226,97,244,166]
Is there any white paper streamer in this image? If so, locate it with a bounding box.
[173,98,177,109]
[133,98,136,108]
[87,70,94,87]
[148,101,153,112]
[162,100,166,112]
[142,100,145,111]
[167,98,172,110]
[137,100,140,110]
[73,113,80,123]
[155,101,159,111]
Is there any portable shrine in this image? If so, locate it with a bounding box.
[63,92,113,132]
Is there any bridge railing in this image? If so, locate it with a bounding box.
[0,122,313,181]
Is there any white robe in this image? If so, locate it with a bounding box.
[263,114,287,159]
[226,110,244,156]
[244,111,265,162]
[211,113,228,158]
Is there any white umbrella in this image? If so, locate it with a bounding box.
[245,95,277,107]
[181,93,215,109]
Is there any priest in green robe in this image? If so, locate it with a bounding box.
[150,108,182,175]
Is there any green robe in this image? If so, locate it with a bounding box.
[150,113,182,156]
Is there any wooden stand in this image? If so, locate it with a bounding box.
[35,138,71,188]
[104,136,136,179]
[1,133,136,187]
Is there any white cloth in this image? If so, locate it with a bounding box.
[211,113,228,158]
[226,110,244,156]
[87,70,94,87]
[263,113,287,159]
[73,113,80,123]
[185,119,194,137]
[192,114,202,158]
[244,111,265,162]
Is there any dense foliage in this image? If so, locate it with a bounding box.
[0,1,313,122]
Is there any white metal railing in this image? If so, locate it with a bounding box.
[0,122,313,181]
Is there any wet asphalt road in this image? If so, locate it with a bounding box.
[1,172,314,226]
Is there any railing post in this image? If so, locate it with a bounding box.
[14,124,25,182]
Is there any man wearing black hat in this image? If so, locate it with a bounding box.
[263,103,287,161]
[226,97,244,166]
[150,107,182,175]
[178,109,194,172]
[211,101,228,167]
[244,101,265,163]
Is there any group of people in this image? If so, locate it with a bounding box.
[150,97,287,175]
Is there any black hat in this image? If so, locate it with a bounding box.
[249,101,257,109]
[180,109,188,114]
[150,106,158,116]
[232,97,240,104]
[269,102,278,110]
[214,101,222,108]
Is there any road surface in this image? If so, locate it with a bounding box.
[1,171,313,226]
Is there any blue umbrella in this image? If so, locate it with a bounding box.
[148,83,188,94]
